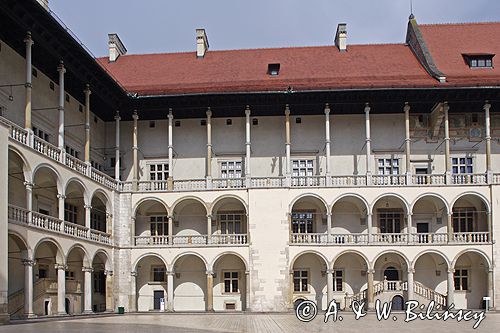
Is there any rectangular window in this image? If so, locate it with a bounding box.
[64,203,78,224]
[293,270,308,292]
[452,207,475,232]
[150,215,169,236]
[93,271,105,293]
[149,163,169,181]
[465,55,493,68]
[378,210,402,233]
[220,161,242,178]
[91,160,103,172]
[223,271,239,293]
[65,146,80,159]
[151,266,166,282]
[32,127,50,142]
[292,159,314,177]
[291,212,314,234]
[218,213,243,234]
[454,269,468,291]
[333,270,343,292]
[91,210,105,232]
[452,157,473,174]
[377,158,399,175]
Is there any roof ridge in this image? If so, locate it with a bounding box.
[420,21,500,27]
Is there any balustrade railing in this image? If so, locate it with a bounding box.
[372,175,406,186]
[33,136,61,161]
[371,233,408,244]
[290,176,326,187]
[210,234,248,245]
[412,174,446,185]
[213,178,245,189]
[330,175,367,186]
[173,179,207,191]
[290,233,329,244]
[451,232,489,243]
[138,180,168,192]
[250,177,286,188]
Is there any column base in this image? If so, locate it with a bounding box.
[25,313,36,319]
[56,312,68,316]
[83,310,94,315]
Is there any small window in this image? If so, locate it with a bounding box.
[452,157,473,174]
[64,203,78,224]
[268,63,280,76]
[65,94,70,103]
[293,270,308,292]
[223,271,239,293]
[200,119,206,126]
[175,120,181,127]
[454,269,468,291]
[333,270,343,292]
[295,117,302,124]
[94,116,98,123]
[149,162,169,181]
[226,119,232,125]
[221,161,242,178]
[149,121,156,128]
[378,158,400,175]
[49,82,55,90]
[252,118,259,126]
[151,266,166,282]
[32,68,38,77]
[79,105,83,112]
[463,54,494,68]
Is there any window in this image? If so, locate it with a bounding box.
[65,93,70,103]
[149,163,169,181]
[291,211,314,234]
[93,271,105,293]
[38,266,48,279]
[226,119,232,125]
[220,161,242,178]
[293,270,308,292]
[91,210,105,232]
[378,158,399,175]
[378,210,402,233]
[452,157,473,174]
[32,127,50,142]
[149,121,156,128]
[292,159,314,183]
[65,271,75,280]
[65,146,80,159]
[295,117,302,124]
[49,81,55,90]
[252,118,259,126]
[91,160,103,172]
[268,63,280,76]
[218,213,242,234]
[32,68,38,77]
[151,266,166,282]
[464,54,493,68]
[333,270,343,292]
[452,207,475,232]
[454,269,469,291]
[150,215,169,236]
[223,272,239,293]
[64,203,78,224]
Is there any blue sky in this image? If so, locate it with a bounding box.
[50,0,500,57]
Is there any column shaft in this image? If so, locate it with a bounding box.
[487,270,493,310]
[83,268,93,313]
[206,272,214,311]
[56,264,66,315]
[447,269,455,307]
[132,111,139,187]
[407,269,415,301]
[326,213,332,243]
[407,214,412,242]
[484,102,492,173]
[22,260,34,318]
[324,104,331,179]
[130,272,137,312]
[57,62,66,151]
[367,269,374,310]
[168,216,174,245]
[168,109,174,189]
[447,214,453,242]
[24,32,33,131]
[367,214,373,243]
[364,104,372,183]
[245,106,251,180]
[207,215,212,244]
[84,85,91,164]
[326,269,334,305]
[404,103,411,181]
[167,273,174,311]
[105,271,114,312]
[206,109,212,180]
[285,105,291,178]
[443,103,451,175]
[114,112,121,181]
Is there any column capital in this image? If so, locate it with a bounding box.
[284,104,290,116]
[114,110,121,121]
[57,193,66,200]
[24,31,34,45]
[206,270,214,276]
[22,259,35,267]
[166,271,175,276]
[245,270,250,275]
[326,269,335,274]
[84,84,91,95]
[131,271,138,277]
[54,264,67,271]
[324,103,330,115]
[483,101,491,111]
[57,60,66,74]
[206,107,212,118]
[447,268,455,274]
[364,103,371,113]
[132,110,139,121]
[168,108,173,119]
[206,214,213,219]
[82,266,94,273]
[104,270,114,276]
[443,101,450,112]
[84,204,92,210]
[367,269,375,274]
[403,102,410,113]
[24,181,34,190]
[407,268,415,274]
[245,105,251,116]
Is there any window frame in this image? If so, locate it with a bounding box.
[333,270,344,292]
[291,210,315,234]
[219,159,243,179]
[454,268,469,291]
[452,207,476,233]
[64,202,78,224]
[451,156,474,174]
[377,157,400,175]
[217,211,244,235]
[378,209,403,234]
[149,215,169,236]
[150,265,166,283]
[222,271,240,294]
[147,161,169,181]
[293,269,310,293]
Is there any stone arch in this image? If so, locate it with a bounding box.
[64,177,90,205]
[133,197,170,216]
[412,249,450,270]
[289,193,328,212]
[8,231,30,254]
[133,253,169,272]
[330,193,370,213]
[372,250,410,271]
[66,243,91,267]
[451,249,492,269]
[410,193,450,215]
[450,191,491,214]
[32,237,65,264]
[32,163,63,194]
[290,250,329,271]
[171,196,209,215]
[92,249,112,271]
[210,251,249,271]
[209,194,247,216]
[8,146,32,183]
[371,193,410,215]
[331,250,369,270]
[171,252,209,271]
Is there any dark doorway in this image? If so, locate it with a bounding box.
[392,295,405,310]
[417,223,430,243]
[65,298,70,314]
[44,300,49,315]
[384,266,399,281]
[153,290,164,310]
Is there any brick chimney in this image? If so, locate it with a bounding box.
[108,33,127,62]
[335,23,347,52]
[196,29,209,58]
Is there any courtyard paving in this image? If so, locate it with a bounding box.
[0,312,499,333]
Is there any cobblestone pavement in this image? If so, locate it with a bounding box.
[0,312,498,333]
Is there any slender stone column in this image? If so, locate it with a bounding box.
[24,32,34,134]
[366,213,373,243]
[114,111,121,181]
[447,213,453,242]
[25,182,33,223]
[245,270,250,311]
[168,108,174,189]
[206,271,214,311]
[82,267,93,313]
[487,269,493,310]
[130,271,137,312]
[324,103,331,185]
[206,215,212,244]
[84,85,91,164]
[206,108,213,188]
[326,213,332,243]
[487,213,492,243]
[168,215,174,245]
[367,269,375,310]
[245,106,251,186]
[55,264,67,315]
[104,270,114,312]
[285,105,291,181]
[132,110,139,190]
[22,259,35,318]
[407,268,415,301]
[166,272,174,312]
[57,194,66,232]
[484,101,492,180]
[364,104,372,184]
[326,269,334,305]
[443,102,451,183]
[289,271,294,308]
[57,62,66,157]
[84,204,92,236]
[404,102,411,184]
[447,268,455,307]
[407,213,412,243]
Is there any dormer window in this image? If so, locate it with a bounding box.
[268,63,280,76]
[463,54,494,68]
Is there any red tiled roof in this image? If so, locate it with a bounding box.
[97,44,438,96]
[419,22,500,86]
